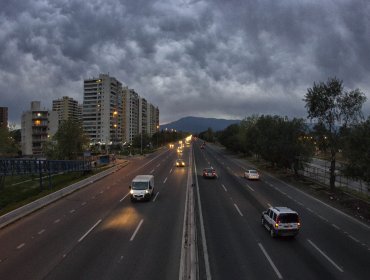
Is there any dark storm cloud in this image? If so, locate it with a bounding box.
[0,0,369,125]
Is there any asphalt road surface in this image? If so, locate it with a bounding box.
[0,141,369,280]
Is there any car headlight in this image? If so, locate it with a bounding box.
[130,190,134,194]
[145,190,149,194]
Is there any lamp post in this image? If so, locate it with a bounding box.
[156,125,159,148]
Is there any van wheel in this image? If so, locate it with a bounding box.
[270,228,275,238]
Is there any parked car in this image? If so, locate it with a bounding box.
[176,159,186,167]
[203,167,217,179]
[244,169,260,180]
[261,207,301,238]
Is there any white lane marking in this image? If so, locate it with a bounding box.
[246,184,255,192]
[17,243,25,250]
[130,219,144,241]
[234,204,244,217]
[163,177,168,184]
[332,224,340,230]
[54,219,60,224]
[306,208,314,213]
[150,169,155,174]
[78,219,102,243]
[170,168,173,173]
[317,215,328,222]
[81,202,87,206]
[258,243,283,279]
[296,201,304,206]
[157,163,161,167]
[307,239,344,272]
[267,203,272,207]
[153,192,159,202]
[120,192,130,202]
[38,229,45,235]
[221,184,227,192]
[70,209,76,214]
[348,235,359,243]
[100,190,104,194]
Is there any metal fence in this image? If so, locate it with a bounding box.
[299,162,370,194]
[0,158,91,176]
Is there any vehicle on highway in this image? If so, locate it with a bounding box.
[244,169,260,180]
[176,159,186,167]
[203,167,217,179]
[261,207,301,238]
[129,175,155,202]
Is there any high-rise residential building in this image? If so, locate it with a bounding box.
[52,96,82,124]
[139,98,148,136]
[21,101,58,156]
[147,104,160,136]
[123,88,140,144]
[0,107,8,128]
[83,74,123,146]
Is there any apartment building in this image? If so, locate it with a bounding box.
[52,96,82,124]
[21,101,58,156]
[123,88,140,144]
[0,107,8,128]
[82,74,123,146]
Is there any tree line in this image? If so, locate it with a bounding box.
[200,77,369,190]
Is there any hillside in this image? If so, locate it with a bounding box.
[161,116,241,133]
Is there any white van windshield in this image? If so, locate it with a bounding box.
[132,181,149,190]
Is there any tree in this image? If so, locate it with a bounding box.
[0,127,18,157]
[45,120,89,160]
[304,77,366,190]
[341,118,370,185]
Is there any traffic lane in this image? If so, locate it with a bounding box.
[194,151,277,279]
[202,148,370,279]
[201,174,340,279]
[196,177,278,279]
[205,144,370,245]
[194,148,346,280]
[0,150,171,279]
[116,152,189,280]
[45,148,189,280]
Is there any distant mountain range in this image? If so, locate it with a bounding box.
[161,116,241,133]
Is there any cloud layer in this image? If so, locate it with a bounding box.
[1,0,369,125]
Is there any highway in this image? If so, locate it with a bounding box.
[0,141,369,279]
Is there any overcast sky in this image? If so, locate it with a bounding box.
[1,0,369,125]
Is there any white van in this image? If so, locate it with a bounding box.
[129,175,155,202]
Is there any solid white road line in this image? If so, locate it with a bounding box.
[38,229,45,235]
[170,168,173,173]
[258,243,283,279]
[17,243,25,250]
[163,177,168,184]
[234,204,244,216]
[307,239,344,273]
[221,184,227,192]
[130,219,144,241]
[194,153,212,280]
[78,219,102,243]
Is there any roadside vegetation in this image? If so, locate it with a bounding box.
[198,77,369,223]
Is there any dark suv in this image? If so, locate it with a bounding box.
[261,207,300,238]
